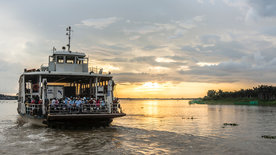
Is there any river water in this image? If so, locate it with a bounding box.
[0,100,276,155]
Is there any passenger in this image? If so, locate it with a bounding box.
[82,98,87,112]
[55,98,59,106]
[118,102,121,113]
[73,98,81,112]
[69,98,74,107]
[113,99,118,113]
[59,98,63,105]
[96,99,100,110]
[76,98,82,107]
[67,98,73,113]
[31,98,35,104]
[88,98,93,104]
[84,97,88,104]
[72,97,76,110]
[85,97,91,112]
[64,97,69,105]
[28,97,31,103]
[101,99,106,108]
[50,98,56,113]
[34,96,39,104]
[51,98,56,106]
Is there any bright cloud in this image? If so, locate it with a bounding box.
[155,57,176,63]
[79,17,119,29]
[197,62,219,67]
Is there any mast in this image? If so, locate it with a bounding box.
[66,26,72,52]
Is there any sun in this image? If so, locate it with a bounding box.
[142,82,160,89]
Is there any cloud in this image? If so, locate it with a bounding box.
[174,15,205,30]
[2,0,276,95]
[129,35,141,40]
[224,0,276,21]
[197,0,215,5]
[178,51,276,83]
[124,25,162,35]
[247,0,276,17]
[78,17,120,29]
[113,72,182,83]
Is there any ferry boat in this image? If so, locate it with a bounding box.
[17,27,126,127]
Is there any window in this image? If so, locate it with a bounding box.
[66,56,75,64]
[83,58,88,64]
[76,59,82,64]
[57,56,64,63]
[76,58,88,64]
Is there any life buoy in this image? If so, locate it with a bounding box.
[33,84,39,92]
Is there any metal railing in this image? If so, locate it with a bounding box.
[48,103,121,114]
[25,103,122,116]
[89,66,111,75]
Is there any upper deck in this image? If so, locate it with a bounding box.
[47,50,89,73]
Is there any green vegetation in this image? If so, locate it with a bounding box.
[202,98,258,105]
[190,85,276,106]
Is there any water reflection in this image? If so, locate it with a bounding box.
[116,100,276,139]
[1,100,276,154]
[143,100,158,116]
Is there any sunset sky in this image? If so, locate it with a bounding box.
[1,0,276,97]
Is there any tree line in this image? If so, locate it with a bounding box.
[204,85,276,101]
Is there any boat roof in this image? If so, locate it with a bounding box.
[52,51,86,57]
[22,71,112,78]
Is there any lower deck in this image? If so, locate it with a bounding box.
[20,102,126,127]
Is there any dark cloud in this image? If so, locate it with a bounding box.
[113,72,182,83]
[178,51,276,83]
[180,41,245,62]
[248,0,276,17]
[102,57,128,62]
[130,56,156,63]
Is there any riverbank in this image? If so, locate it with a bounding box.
[191,98,276,106]
[0,94,17,100]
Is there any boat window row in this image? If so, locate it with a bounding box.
[50,55,88,64]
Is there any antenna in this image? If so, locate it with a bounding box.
[66,26,72,52]
[52,46,56,54]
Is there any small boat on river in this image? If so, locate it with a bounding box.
[17,26,126,127]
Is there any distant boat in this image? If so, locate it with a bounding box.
[17,26,125,127]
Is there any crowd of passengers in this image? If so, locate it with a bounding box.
[50,97,107,110]
[26,96,120,114]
